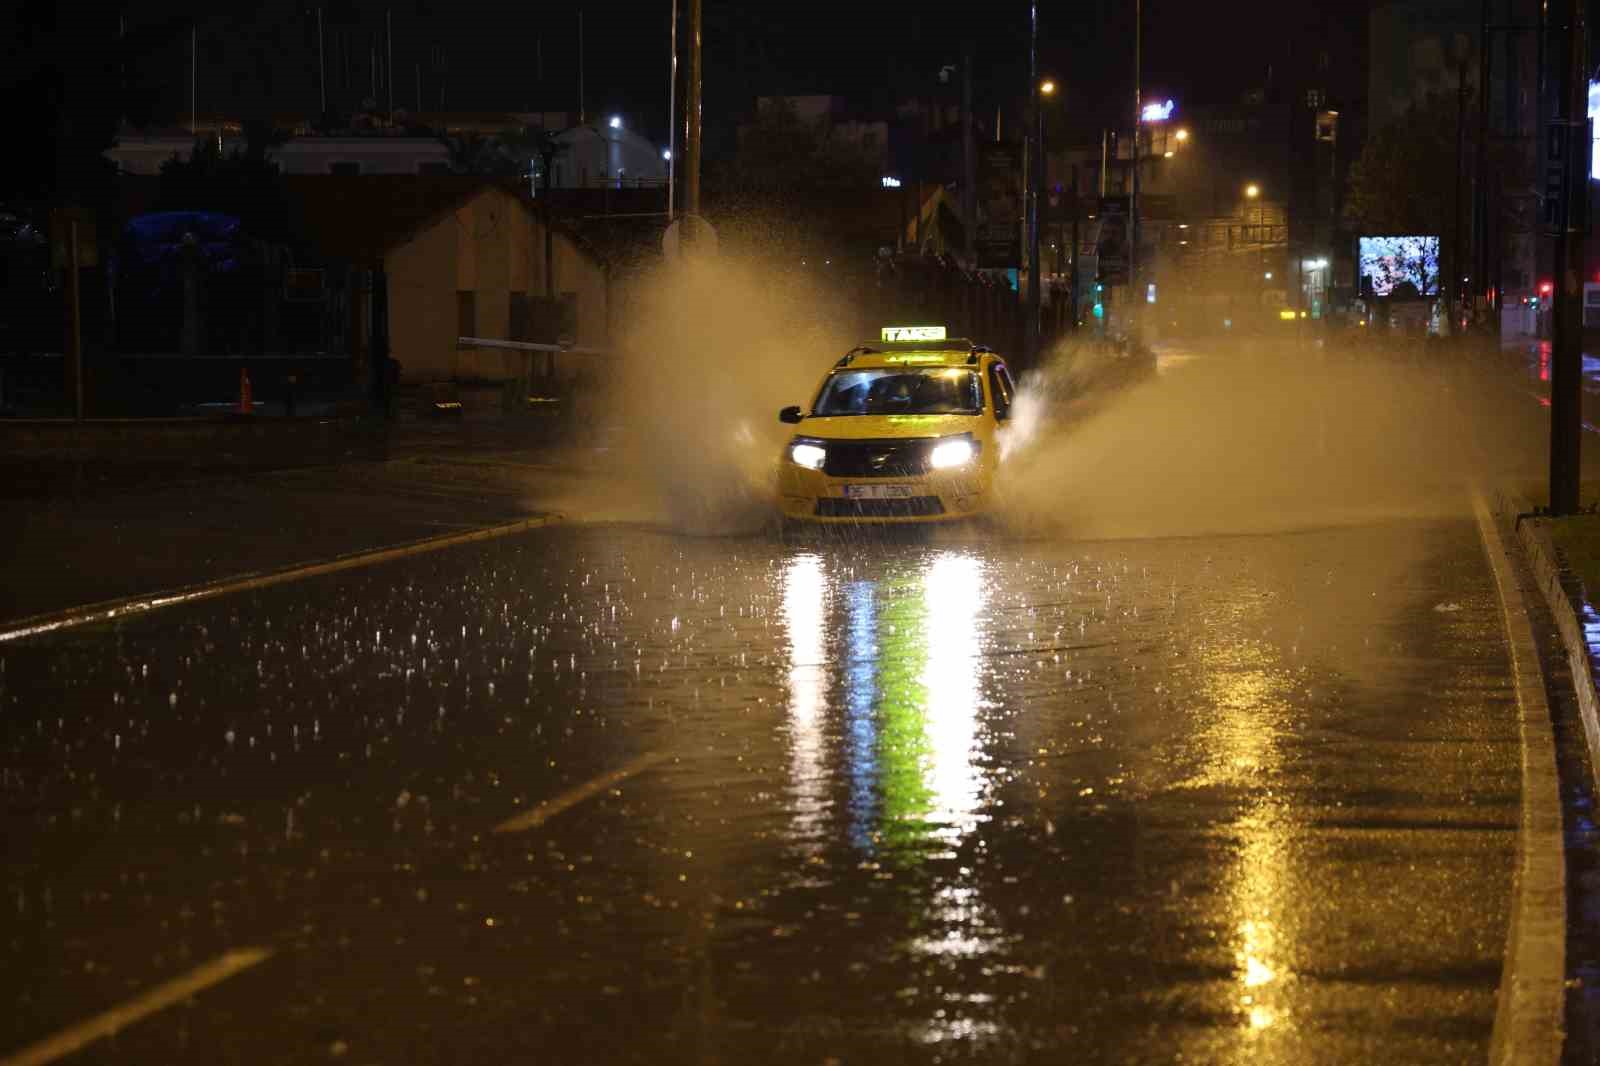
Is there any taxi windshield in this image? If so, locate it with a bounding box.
[812,367,982,416]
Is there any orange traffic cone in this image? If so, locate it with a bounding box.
[238,368,253,414]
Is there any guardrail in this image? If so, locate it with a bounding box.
[456,337,610,357]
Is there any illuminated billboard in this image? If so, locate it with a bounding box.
[1140,99,1175,123]
[1358,235,1440,297]
[1591,81,1600,179]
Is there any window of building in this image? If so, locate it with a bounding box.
[457,291,476,345]
[330,161,361,175]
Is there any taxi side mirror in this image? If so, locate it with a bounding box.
[779,405,803,424]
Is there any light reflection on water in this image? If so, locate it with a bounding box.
[920,554,987,845]
[846,580,879,854]
[779,548,999,1044]
[1192,628,1297,1047]
[780,553,829,851]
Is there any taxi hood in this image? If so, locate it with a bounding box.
[792,414,982,441]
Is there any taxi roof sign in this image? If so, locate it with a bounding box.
[880,325,947,343]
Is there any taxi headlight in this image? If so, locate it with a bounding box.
[790,442,827,470]
[929,438,976,470]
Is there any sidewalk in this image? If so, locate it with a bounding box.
[2,427,602,626]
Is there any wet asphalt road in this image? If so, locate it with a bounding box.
[1,518,1520,1064]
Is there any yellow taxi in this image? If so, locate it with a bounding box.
[775,326,1016,524]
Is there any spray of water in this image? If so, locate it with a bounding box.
[541,237,1551,542]
[567,254,864,534]
[995,334,1549,540]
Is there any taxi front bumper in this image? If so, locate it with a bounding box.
[775,464,992,524]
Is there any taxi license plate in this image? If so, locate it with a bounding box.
[843,484,915,500]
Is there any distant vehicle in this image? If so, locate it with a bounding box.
[775,326,1015,524]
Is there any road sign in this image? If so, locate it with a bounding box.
[976,141,1022,269]
[1543,120,1592,236]
[1096,196,1130,285]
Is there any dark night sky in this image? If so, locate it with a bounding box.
[12,0,1369,150]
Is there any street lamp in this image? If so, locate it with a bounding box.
[1245,184,1267,308]
[1041,79,1057,96]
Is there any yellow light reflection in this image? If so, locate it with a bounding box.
[1190,626,1296,1044]
[782,554,830,846]
[920,553,987,842]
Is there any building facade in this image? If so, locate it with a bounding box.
[546,123,669,190]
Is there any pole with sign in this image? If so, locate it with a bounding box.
[1548,0,1589,516]
[51,208,96,420]
[68,220,83,420]
[976,141,1022,269]
[1024,0,1041,366]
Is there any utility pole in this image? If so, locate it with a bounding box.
[317,8,327,120]
[1070,164,1081,331]
[387,9,394,122]
[1130,0,1141,330]
[1452,58,1467,333]
[963,40,975,264]
[67,218,83,420]
[1549,0,1588,514]
[686,0,702,220]
[1477,0,1492,325]
[668,0,678,221]
[190,22,197,134]
[579,9,586,126]
[1024,1,1041,364]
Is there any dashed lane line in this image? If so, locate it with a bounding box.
[0,514,563,644]
[493,751,671,833]
[0,948,273,1066]
[0,747,657,1062]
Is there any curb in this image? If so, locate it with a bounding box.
[1508,493,1600,793]
[0,513,564,644]
[1478,490,1568,1065]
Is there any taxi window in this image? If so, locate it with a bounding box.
[988,363,1015,418]
[813,368,982,416]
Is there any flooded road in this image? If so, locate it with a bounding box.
[1,519,1519,1064]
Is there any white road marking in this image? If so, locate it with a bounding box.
[1473,491,1566,1066]
[0,515,562,644]
[0,948,273,1066]
[494,751,670,834]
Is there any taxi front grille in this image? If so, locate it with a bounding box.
[821,439,932,478]
[815,496,945,518]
